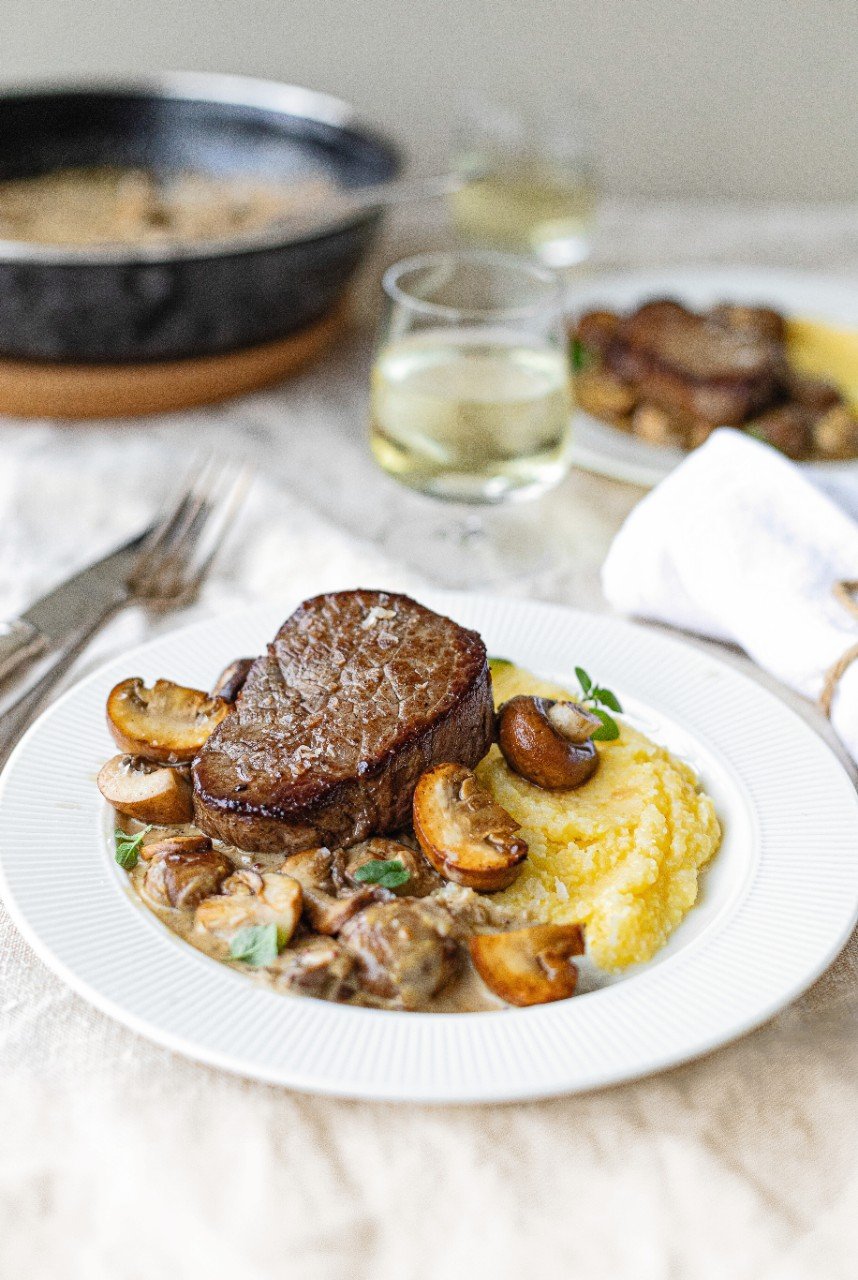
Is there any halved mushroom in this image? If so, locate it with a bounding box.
[497,696,601,790]
[469,923,585,1006]
[143,837,233,910]
[412,763,528,892]
[106,677,230,764]
[97,753,193,824]
[211,657,255,703]
[194,872,303,947]
[140,833,214,862]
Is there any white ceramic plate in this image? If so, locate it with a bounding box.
[567,266,858,487]
[1,592,857,1103]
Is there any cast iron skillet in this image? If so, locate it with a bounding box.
[0,74,401,363]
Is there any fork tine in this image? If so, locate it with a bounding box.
[179,465,253,599]
[128,457,250,607]
[126,459,209,590]
[128,457,228,597]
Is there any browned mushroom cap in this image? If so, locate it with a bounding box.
[211,657,255,703]
[413,763,528,892]
[97,753,193,824]
[497,696,601,790]
[107,678,230,764]
[143,837,233,910]
[469,923,585,1006]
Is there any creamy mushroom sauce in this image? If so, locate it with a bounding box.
[119,817,513,1013]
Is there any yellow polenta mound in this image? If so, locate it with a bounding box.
[477,662,721,970]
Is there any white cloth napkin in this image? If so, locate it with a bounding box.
[602,429,858,764]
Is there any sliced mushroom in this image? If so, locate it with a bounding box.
[143,838,233,910]
[107,677,230,764]
[194,872,303,947]
[211,657,255,703]
[412,763,528,892]
[497,696,601,790]
[97,753,193,824]
[140,833,214,862]
[469,923,585,1006]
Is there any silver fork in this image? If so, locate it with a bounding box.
[0,458,251,767]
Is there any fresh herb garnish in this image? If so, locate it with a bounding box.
[574,668,623,741]
[114,826,152,870]
[570,337,592,373]
[229,923,280,967]
[353,859,411,889]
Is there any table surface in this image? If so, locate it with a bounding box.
[1,201,857,1280]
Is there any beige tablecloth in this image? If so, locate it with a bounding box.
[1,202,857,1279]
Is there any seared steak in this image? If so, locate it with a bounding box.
[192,590,494,854]
[604,299,783,425]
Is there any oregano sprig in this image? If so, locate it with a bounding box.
[353,859,411,889]
[114,826,152,870]
[574,668,623,741]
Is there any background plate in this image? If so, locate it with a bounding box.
[1,592,856,1102]
[566,266,858,487]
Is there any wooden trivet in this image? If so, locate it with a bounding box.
[0,302,345,420]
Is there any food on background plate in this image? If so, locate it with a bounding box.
[98,590,721,1011]
[0,166,336,247]
[571,298,858,460]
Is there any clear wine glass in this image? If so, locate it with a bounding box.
[368,250,573,586]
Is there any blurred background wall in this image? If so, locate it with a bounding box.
[2,0,855,201]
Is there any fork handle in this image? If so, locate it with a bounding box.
[0,603,120,768]
[0,619,49,688]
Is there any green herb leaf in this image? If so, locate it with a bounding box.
[114,826,152,870]
[592,686,623,713]
[590,708,620,741]
[353,859,411,889]
[229,923,279,967]
[574,666,592,695]
[570,337,592,372]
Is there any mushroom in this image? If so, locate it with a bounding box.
[274,936,357,1002]
[194,871,303,947]
[334,837,442,898]
[496,696,601,790]
[812,406,858,460]
[338,899,461,1009]
[97,753,193,824]
[412,763,528,892]
[142,837,233,910]
[280,847,380,934]
[106,677,230,764]
[211,657,255,703]
[575,369,637,421]
[469,923,585,1006]
[746,406,812,460]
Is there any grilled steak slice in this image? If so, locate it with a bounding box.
[603,300,784,425]
[192,590,494,854]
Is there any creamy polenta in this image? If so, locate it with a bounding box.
[478,663,721,970]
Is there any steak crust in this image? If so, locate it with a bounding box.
[192,590,495,854]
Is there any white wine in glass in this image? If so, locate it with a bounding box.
[370,252,572,505]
